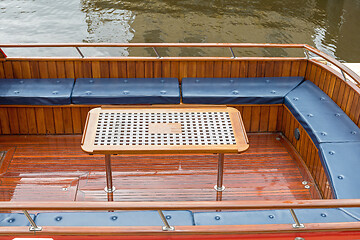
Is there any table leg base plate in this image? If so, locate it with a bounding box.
[104,186,116,193]
[214,185,225,192]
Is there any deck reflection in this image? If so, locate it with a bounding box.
[0,133,314,202]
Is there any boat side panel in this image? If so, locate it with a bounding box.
[280,106,333,199]
[0,104,282,135]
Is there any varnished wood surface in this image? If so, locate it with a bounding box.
[0,57,306,136]
[280,106,332,199]
[0,104,283,135]
[4,198,360,211]
[0,59,307,82]
[2,222,360,236]
[0,133,313,202]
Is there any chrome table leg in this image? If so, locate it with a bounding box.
[104,154,116,194]
[214,153,225,192]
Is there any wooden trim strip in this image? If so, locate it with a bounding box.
[4,57,307,62]
[0,43,307,48]
[2,199,360,211]
[2,222,360,236]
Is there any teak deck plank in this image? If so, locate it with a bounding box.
[0,133,313,202]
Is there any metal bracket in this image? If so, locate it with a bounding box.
[303,49,310,60]
[289,209,305,229]
[23,210,42,232]
[292,223,305,229]
[340,69,348,81]
[214,185,226,192]
[162,226,175,231]
[157,210,175,231]
[29,226,43,232]
[229,47,236,59]
[104,186,116,193]
[153,47,161,59]
[75,47,85,58]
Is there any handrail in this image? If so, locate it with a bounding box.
[0,43,306,48]
[0,42,359,85]
[2,199,360,235]
[2,199,360,211]
[304,44,360,85]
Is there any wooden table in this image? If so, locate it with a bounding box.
[81,105,249,200]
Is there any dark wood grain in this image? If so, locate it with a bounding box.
[0,133,313,202]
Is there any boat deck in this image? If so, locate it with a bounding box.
[0,133,317,202]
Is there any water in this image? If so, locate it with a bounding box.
[0,0,360,61]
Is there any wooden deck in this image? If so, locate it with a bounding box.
[0,133,316,202]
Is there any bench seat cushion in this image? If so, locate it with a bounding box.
[193,209,358,225]
[72,78,180,104]
[318,142,360,199]
[0,213,35,226]
[0,78,74,105]
[181,77,304,104]
[35,211,194,226]
[285,80,360,146]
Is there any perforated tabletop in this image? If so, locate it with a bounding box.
[81,105,249,154]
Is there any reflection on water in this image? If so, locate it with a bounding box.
[0,0,359,61]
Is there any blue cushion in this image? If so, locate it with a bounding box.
[294,208,358,223]
[0,213,35,226]
[318,142,360,199]
[285,80,360,146]
[194,209,358,225]
[72,78,180,104]
[194,210,293,225]
[35,211,194,226]
[181,77,304,104]
[0,78,74,105]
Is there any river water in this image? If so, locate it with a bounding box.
[0,0,359,62]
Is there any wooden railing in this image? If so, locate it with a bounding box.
[3,199,360,210]
[0,43,359,84]
[1,199,360,236]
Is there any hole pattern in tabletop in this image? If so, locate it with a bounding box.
[94,112,236,146]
